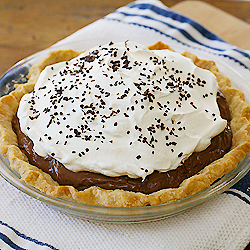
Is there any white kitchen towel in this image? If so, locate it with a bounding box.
[1,0,250,249]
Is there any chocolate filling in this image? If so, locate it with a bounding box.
[12,92,232,194]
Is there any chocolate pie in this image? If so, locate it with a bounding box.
[0,41,250,207]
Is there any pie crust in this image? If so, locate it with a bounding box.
[0,42,250,207]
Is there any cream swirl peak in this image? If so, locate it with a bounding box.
[18,41,227,180]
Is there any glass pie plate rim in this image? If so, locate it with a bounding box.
[0,40,250,223]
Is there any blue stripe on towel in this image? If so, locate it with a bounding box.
[0,221,58,250]
[224,166,250,205]
[128,3,224,42]
[0,232,26,250]
[116,11,217,49]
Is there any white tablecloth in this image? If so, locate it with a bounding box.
[1,1,250,249]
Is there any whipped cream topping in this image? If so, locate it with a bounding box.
[18,41,227,180]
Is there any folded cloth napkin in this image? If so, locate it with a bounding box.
[1,0,250,249]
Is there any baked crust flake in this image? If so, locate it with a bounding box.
[0,42,250,207]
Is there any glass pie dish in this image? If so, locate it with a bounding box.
[0,40,250,223]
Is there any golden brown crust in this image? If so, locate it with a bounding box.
[1,42,250,207]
